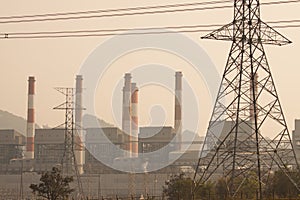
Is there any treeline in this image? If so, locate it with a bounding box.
[163,171,300,200]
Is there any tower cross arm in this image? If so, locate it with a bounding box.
[259,21,292,46]
[201,21,234,41]
[202,20,292,46]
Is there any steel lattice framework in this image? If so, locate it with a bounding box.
[193,0,299,199]
[54,87,84,199]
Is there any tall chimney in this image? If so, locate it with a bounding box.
[131,83,139,157]
[75,75,84,174]
[250,74,258,123]
[122,73,132,156]
[175,72,183,151]
[26,76,35,159]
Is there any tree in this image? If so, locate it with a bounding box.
[196,181,215,200]
[163,173,193,200]
[163,173,214,200]
[215,178,228,200]
[235,172,258,199]
[30,167,74,200]
[214,172,258,199]
[267,170,300,198]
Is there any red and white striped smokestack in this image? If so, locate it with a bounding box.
[75,75,84,174]
[122,73,132,156]
[131,83,139,157]
[26,76,35,159]
[175,72,182,151]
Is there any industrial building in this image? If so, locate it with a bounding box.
[139,126,176,163]
[84,127,127,174]
[0,130,25,164]
[34,128,83,173]
[34,128,65,172]
[293,119,300,162]
[170,131,203,167]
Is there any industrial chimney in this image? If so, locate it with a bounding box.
[122,73,132,156]
[174,72,183,151]
[75,75,84,174]
[131,83,139,157]
[26,76,35,159]
[250,74,258,124]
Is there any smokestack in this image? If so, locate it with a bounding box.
[131,83,139,157]
[175,72,182,151]
[250,74,258,123]
[75,75,84,174]
[26,76,35,159]
[122,73,132,156]
[75,75,83,131]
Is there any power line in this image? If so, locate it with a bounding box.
[2,24,300,40]
[261,0,300,6]
[0,29,213,39]
[1,24,222,36]
[1,0,300,24]
[1,18,300,39]
[1,0,300,39]
[268,19,300,24]
[0,5,232,24]
[0,0,231,20]
[274,24,300,28]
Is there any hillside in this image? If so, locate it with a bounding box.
[0,110,39,135]
[83,114,114,128]
[0,110,114,136]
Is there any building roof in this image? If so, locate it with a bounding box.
[35,129,65,144]
[85,127,125,144]
[0,129,25,145]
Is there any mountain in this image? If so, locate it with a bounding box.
[82,114,114,128]
[0,110,114,135]
[0,110,39,135]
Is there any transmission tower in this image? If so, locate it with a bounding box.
[193,0,299,199]
[54,87,84,199]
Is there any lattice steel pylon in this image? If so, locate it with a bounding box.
[54,87,84,199]
[193,0,299,199]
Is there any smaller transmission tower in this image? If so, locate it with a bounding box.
[54,87,84,199]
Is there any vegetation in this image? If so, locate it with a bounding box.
[163,170,300,200]
[30,167,74,200]
[163,173,193,199]
[162,173,214,200]
[265,170,300,199]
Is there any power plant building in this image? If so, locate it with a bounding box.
[0,130,25,165]
[139,126,176,164]
[84,127,127,174]
[293,120,300,163]
[0,71,200,198]
[34,129,65,172]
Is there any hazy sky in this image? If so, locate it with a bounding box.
[1,0,300,136]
